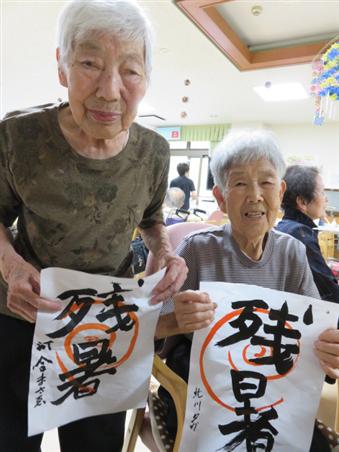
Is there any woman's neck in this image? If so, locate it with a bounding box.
[58,107,129,159]
[233,232,267,261]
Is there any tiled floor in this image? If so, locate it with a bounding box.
[41,411,150,452]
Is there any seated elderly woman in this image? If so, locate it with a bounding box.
[276,165,339,303]
[157,130,339,451]
[163,187,187,225]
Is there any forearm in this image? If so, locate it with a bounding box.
[155,313,183,339]
[139,223,173,265]
[0,223,24,281]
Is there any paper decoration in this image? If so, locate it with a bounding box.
[311,38,339,125]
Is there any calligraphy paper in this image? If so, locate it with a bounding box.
[28,267,164,436]
[180,282,339,452]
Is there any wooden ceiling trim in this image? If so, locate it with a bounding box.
[175,0,329,70]
[250,41,331,69]
[204,6,251,68]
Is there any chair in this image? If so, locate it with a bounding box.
[124,222,213,452]
[319,231,335,259]
[146,221,213,273]
[123,354,187,452]
[206,209,228,225]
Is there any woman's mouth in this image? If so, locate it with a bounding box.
[88,109,121,122]
[244,211,265,218]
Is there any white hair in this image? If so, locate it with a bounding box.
[164,188,185,209]
[57,0,153,80]
[210,129,286,192]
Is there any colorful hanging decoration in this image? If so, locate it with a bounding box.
[310,38,339,125]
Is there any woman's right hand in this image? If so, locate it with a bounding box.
[173,290,217,333]
[3,253,61,323]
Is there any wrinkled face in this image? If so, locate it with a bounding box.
[214,159,286,244]
[304,175,327,220]
[58,33,147,139]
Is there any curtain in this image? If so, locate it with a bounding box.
[180,124,230,151]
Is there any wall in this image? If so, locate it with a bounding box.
[231,122,339,189]
[271,123,339,188]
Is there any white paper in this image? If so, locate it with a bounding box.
[28,267,165,436]
[180,282,339,452]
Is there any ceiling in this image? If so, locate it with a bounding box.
[174,0,338,70]
[2,0,338,127]
[137,0,339,127]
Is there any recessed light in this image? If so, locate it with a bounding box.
[253,82,309,102]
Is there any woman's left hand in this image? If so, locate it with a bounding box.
[314,328,339,379]
[150,254,188,304]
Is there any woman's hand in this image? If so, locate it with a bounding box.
[150,254,188,304]
[4,254,61,323]
[173,290,217,333]
[314,328,339,379]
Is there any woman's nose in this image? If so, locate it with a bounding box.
[247,183,263,202]
[96,69,122,101]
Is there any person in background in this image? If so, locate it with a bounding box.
[163,187,186,225]
[170,162,197,210]
[276,165,339,304]
[0,1,187,451]
[157,131,339,452]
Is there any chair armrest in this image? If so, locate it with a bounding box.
[152,355,187,451]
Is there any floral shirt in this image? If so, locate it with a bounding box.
[0,103,169,319]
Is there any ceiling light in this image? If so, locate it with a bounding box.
[251,5,263,16]
[253,82,309,102]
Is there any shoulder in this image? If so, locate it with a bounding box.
[275,220,314,243]
[170,177,180,185]
[2,103,58,124]
[131,123,169,157]
[178,225,226,251]
[270,228,307,258]
[0,103,58,138]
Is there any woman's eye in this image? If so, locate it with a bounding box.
[80,60,98,69]
[235,182,246,187]
[123,68,140,76]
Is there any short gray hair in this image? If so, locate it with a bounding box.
[164,187,185,209]
[210,130,286,191]
[57,0,153,80]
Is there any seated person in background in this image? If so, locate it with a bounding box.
[163,187,187,226]
[157,130,339,452]
[276,165,339,304]
[170,162,197,210]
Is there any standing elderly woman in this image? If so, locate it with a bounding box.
[0,1,186,451]
[159,131,339,451]
[276,165,339,303]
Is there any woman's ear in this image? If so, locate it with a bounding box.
[213,185,227,213]
[279,180,286,202]
[296,195,308,212]
[56,48,68,88]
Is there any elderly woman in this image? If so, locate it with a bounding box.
[163,187,187,225]
[158,131,339,451]
[276,165,339,303]
[0,1,186,451]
